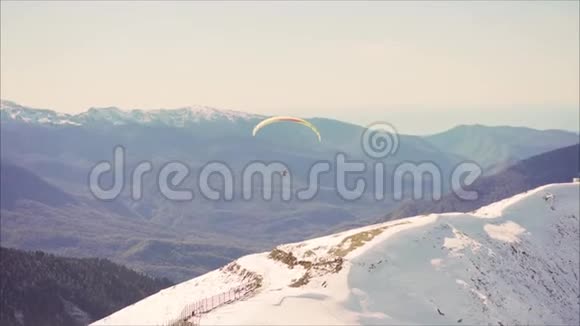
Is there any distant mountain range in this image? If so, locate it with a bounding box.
[0,247,172,326]
[1,100,578,282]
[0,162,77,210]
[426,124,578,170]
[0,100,261,126]
[385,143,580,220]
[0,161,252,282]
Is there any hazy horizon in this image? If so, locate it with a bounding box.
[1,1,578,134]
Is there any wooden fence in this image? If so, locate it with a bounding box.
[163,283,258,326]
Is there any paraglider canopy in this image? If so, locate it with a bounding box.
[252,116,321,142]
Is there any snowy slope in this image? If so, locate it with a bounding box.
[92,183,580,326]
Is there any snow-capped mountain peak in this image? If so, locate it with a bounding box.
[92,183,580,326]
[0,100,264,127]
[0,100,80,125]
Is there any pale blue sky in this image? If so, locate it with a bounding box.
[1,1,578,134]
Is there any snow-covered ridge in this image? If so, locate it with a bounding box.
[92,183,580,326]
[0,100,264,127]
